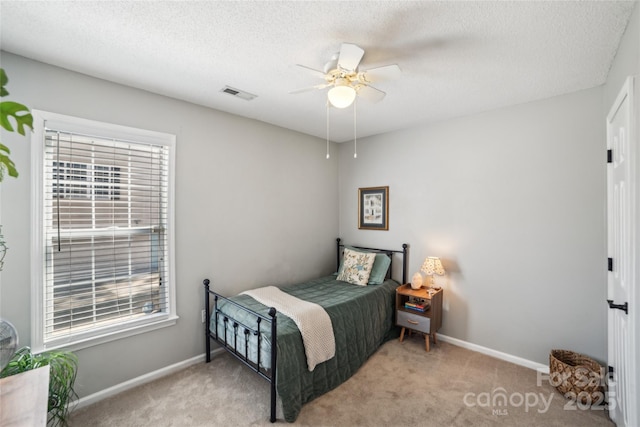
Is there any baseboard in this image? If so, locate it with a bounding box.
[437,334,549,373]
[74,348,225,411]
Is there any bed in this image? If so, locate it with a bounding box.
[202,238,408,422]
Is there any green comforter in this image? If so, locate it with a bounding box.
[211,275,398,422]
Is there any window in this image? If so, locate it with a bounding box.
[31,110,177,351]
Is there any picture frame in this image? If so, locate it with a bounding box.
[358,186,389,230]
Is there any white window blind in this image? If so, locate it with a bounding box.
[31,110,177,351]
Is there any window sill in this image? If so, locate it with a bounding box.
[36,315,179,353]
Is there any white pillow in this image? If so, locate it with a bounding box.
[336,248,376,286]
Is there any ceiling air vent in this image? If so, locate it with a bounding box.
[220,86,257,101]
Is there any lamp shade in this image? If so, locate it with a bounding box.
[421,257,445,276]
[327,79,356,108]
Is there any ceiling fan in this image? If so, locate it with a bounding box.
[291,43,402,108]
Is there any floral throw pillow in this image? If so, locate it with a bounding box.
[336,248,376,286]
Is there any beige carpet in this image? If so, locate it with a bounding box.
[69,338,613,426]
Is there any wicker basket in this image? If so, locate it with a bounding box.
[549,349,604,405]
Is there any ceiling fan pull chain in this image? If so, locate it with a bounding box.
[326,101,330,159]
[353,99,357,159]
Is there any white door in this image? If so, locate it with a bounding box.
[606,76,637,427]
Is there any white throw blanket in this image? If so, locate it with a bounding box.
[241,286,335,371]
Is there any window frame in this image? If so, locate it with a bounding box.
[30,110,178,352]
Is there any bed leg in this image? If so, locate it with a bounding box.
[270,384,276,423]
[204,279,211,363]
[269,307,277,423]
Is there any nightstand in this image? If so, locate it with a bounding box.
[395,284,443,352]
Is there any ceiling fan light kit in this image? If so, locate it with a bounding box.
[293,43,401,157]
[328,81,356,108]
[293,43,401,109]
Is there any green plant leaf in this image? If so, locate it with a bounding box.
[0,69,30,183]
[0,68,8,97]
[0,101,33,135]
[0,143,19,181]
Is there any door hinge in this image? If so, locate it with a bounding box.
[604,365,615,407]
[607,299,629,314]
[608,257,613,272]
[607,149,613,163]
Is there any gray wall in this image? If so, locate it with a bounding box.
[338,87,606,364]
[337,3,639,366]
[0,52,339,397]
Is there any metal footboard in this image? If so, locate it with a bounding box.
[203,279,278,423]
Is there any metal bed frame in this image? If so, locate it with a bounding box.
[203,238,408,422]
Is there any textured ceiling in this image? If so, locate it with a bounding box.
[0,1,635,142]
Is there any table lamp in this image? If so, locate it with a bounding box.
[421,257,445,289]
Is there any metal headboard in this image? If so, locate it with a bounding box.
[336,237,409,284]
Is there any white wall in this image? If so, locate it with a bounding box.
[0,52,339,397]
[338,86,606,365]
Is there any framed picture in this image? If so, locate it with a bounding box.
[358,186,389,230]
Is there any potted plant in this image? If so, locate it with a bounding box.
[1,346,78,427]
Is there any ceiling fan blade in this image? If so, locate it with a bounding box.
[295,64,327,79]
[360,64,402,83]
[290,83,331,94]
[337,43,365,71]
[355,84,386,103]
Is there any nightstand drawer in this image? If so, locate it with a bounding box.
[397,310,430,334]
